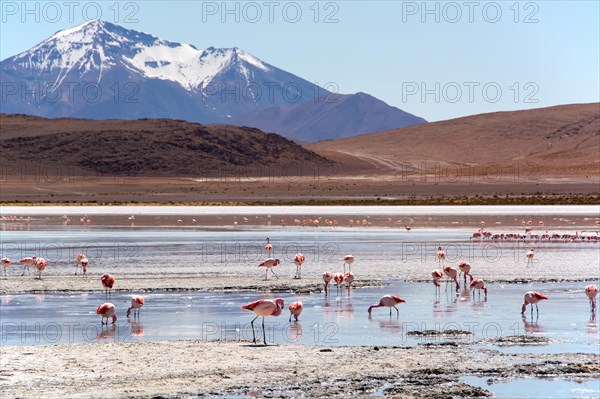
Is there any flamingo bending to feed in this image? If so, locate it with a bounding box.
[35,258,47,279]
[258,258,280,280]
[443,265,460,292]
[432,269,443,293]
[265,238,273,257]
[521,291,548,315]
[458,262,473,285]
[127,296,145,318]
[75,253,86,275]
[19,256,37,276]
[470,278,488,298]
[585,285,598,311]
[2,257,11,278]
[343,255,354,272]
[79,257,89,276]
[526,248,535,266]
[293,253,305,279]
[437,247,446,262]
[289,301,303,321]
[97,303,117,324]
[333,273,344,294]
[368,295,406,316]
[101,274,115,296]
[323,271,333,295]
[241,298,284,344]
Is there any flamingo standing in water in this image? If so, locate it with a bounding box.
[80,257,89,276]
[521,291,548,315]
[432,269,443,294]
[258,258,280,280]
[127,296,145,318]
[344,271,355,295]
[342,255,354,272]
[437,247,446,262]
[470,278,488,299]
[333,273,344,295]
[35,258,47,279]
[288,301,303,321]
[368,295,406,317]
[75,253,86,275]
[458,262,473,286]
[19,256,37,276]
[97,303,117,324]
[585,285,598,311]
[241,298,284,344]
[322,271,333,295]
[101,274,115,297]
[443,265,460,292]
[2,257,11,278]
[526,248,535,266]
[265,238,273,258]
[293,253,305,279]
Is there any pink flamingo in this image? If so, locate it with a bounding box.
[323,271,333,295]
[585,285,598,311]
[293,253,305,279]
[80,257,89,276]
[2,257,11,278]
[127,296,145,318]
[368,295,406,317]
[288,301,303,321]
[521,291,548,315]
[35,258,47,279]
[344,271,355,295]
[75,253,86,275]
[241,298,284,344]
[265,238,273,258]
[19,256,37,276]
[470,278,488,299]
[443,265,460,292]
[432,269,443,294]
[258,258,280,280]
[97,302,117,324]
[101,274,115,297]
[526,248,535,266]
[333,273,344,295]
[458,262,473,285]
[437,247,446,262]
[343,255,354,273]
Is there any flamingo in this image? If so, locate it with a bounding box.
[585,285,598,311]
[521,291,548,315]
[241,298,284,344]
[443,265,460,292]
[97,303,117,324]
[101,274,115,297]
[432,269,443,294]
[265,238,273,258]
[333,273,344,295]
[19,256,37,276]
[75,253,86,275]
[2,257,11,278]
[293,253,305,279]
[470,278,488,299]
[80,257,89,276]
[458,262,473,285]
[322,271,333,295]
[343,255,354,273]
[344,271,354,295]
[127,296,145,318]
[526,248,535,266]
[35,258,47,279]
[288,301,303,321]
[258,258,280,280]
[368,295,406,317]
[437,247,446,262]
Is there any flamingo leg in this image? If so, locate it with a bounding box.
[271,269,279,279]
[250,315,258,343]
[299,266,301,279]
[394,306,399,316]
[389,307,392,317]
[262,316,267,345]
[75,265,78,275]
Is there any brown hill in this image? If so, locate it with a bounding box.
[0,114,332,177]
[307,103,600,177]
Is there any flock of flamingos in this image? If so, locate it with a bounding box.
[1,217,599,345]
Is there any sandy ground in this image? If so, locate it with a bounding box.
[1,339,598,398]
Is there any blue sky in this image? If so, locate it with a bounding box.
[1,1,598,121]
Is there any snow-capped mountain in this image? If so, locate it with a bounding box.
[1,20,425,141]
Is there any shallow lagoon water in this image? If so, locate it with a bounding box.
[2,282,598,349]
[461,376,600,399]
